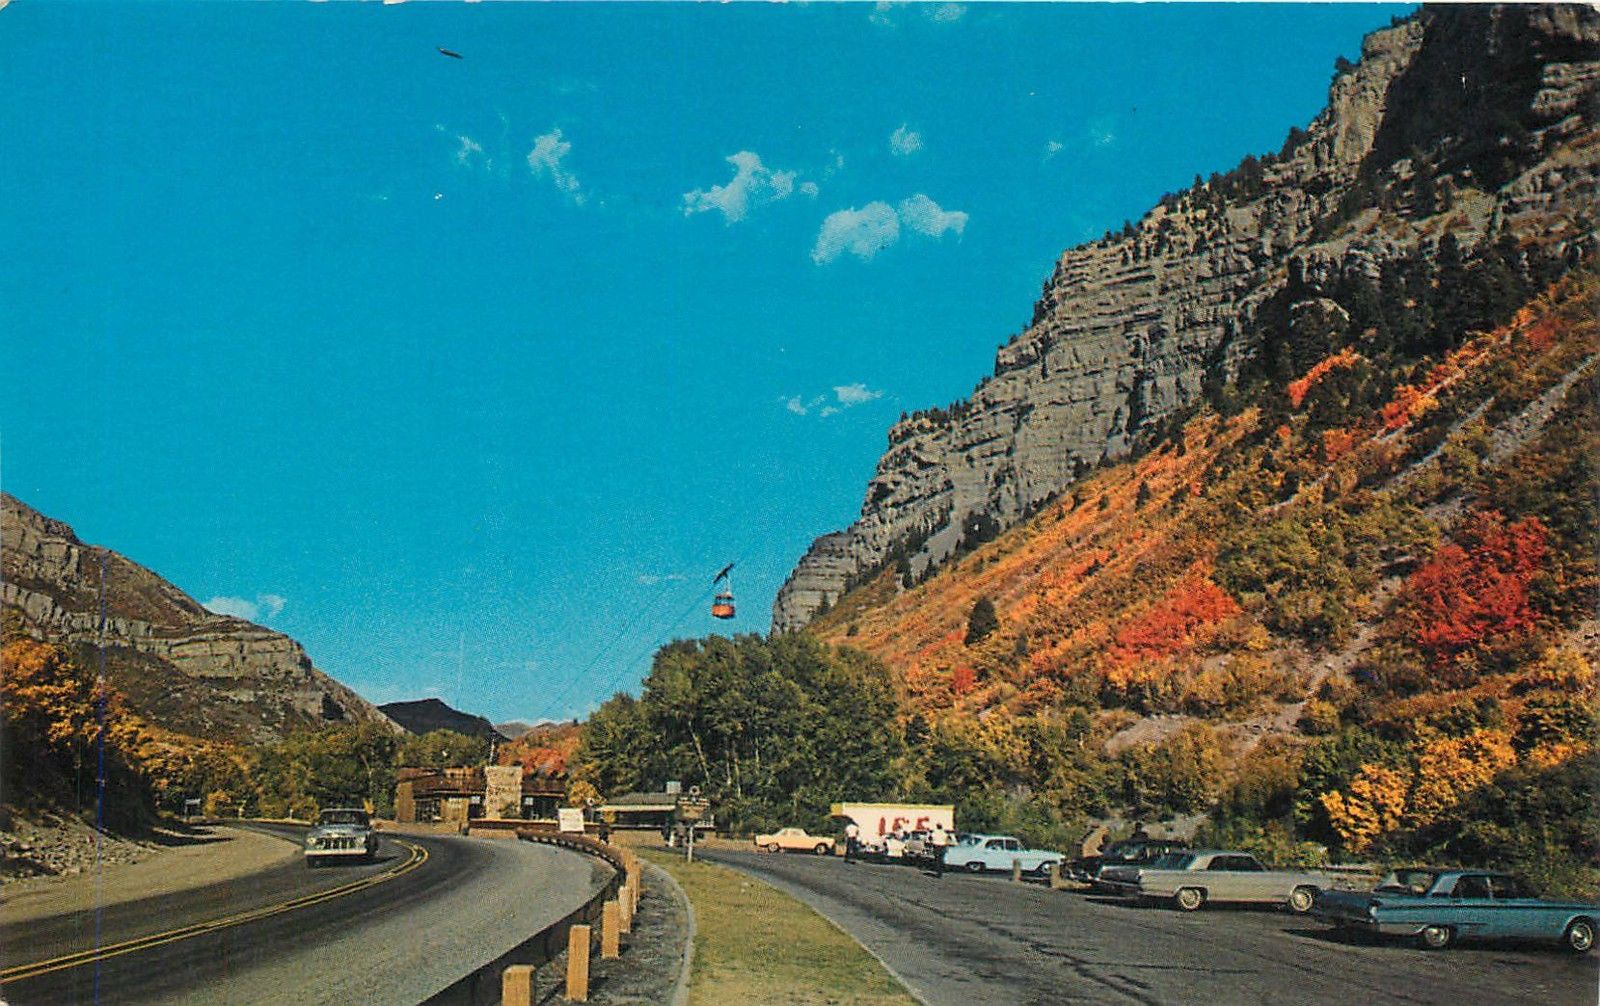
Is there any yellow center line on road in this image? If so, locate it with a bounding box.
[0,839,429,985]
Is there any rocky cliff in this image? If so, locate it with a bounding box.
[1,493,397,744]
[774,4,1600,632]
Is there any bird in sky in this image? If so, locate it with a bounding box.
[438,47,463,59]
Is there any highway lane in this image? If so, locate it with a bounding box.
[1,826,607,1005]
[699,848,1599,1006]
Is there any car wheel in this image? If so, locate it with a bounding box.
[1418,924,1455,950]
[964,861,984,873]
[1564,919,1596,954]
[1174,887,1205,912]
[814,843,830,856]
[1287,886,1318,914]
[1032,862,1054,879]
[766,843,781,853]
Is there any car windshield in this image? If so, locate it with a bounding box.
[318,809,368,826]
[1149,853,1193,869]
[1374,869,1440,895]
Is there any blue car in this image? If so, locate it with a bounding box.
[1312,868,1598,953]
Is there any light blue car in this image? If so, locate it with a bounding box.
[942,834,1064,877]
[1312,868,1598,952]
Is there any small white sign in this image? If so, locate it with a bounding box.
[558,807,585,834]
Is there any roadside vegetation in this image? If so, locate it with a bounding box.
[0,614,574,828]
[639,848,917,1006]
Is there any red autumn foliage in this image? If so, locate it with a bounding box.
[1107,577,1241,668]
[1403,510,1548,668]
[951,665,977,695]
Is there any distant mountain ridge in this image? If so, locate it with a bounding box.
[774,4,1600,631]
[381,698,507,741]
[1,493,397,744]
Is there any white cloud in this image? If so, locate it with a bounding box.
[1044,139,1064,161]
[927,3,966,22]
[636,572,687,586]
[897,193,967,238]
[204,594,286,623]
[834,382,883,406]
[437,125,488,170]
[527,129,585,204]
[812,202,901,263]
[682,151,805,223]
[890,124,923,157]
[868,1,894,26]
[784,384,884,418]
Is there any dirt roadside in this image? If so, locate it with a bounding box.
[0,824,299,926]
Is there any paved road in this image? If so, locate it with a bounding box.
[700,849,1599,1006]
[1,825,606,1005]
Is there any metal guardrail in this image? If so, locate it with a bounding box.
[422,830,625,1005]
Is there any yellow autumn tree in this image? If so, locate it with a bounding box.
[1406,729,1517,828]
[1320,764,1409,853]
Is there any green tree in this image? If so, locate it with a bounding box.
[965,597,999,645]
[398,729,489,769]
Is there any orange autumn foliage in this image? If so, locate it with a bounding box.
[1320,428,1359,462]
[1106,576,1240,670]
[1287,348,1363,408]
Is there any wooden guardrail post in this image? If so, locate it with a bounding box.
[601,900,621,959]
[566,924,591,1002]
[620,881,634,933]
[1012,858,1023,882]
[502,964,536,1006]
[1048,862,1068,890]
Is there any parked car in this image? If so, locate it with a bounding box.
[943,834,1066,877]
[1100,849,1326,912]
[901,829,932,861]
[1071,838,1190,885]
[754,827,835,855]
[1312,868,1598,952]
[304,807,378,866]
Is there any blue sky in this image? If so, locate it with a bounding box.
[0,1,1409,725]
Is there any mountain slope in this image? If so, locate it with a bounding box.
[380,698,507,741]
[1,494,396,744]
[775,4,1600,632]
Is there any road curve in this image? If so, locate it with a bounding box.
[0,825,608,1005]
[699,848,1599,1006]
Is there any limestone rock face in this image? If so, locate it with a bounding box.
[774,5,1600,632]
[2,493,398,744]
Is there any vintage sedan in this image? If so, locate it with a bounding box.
[1311,868,1598,952]
[1072,838,1190,886]
[304,807,378,866]
[754,827,835,855]
[943,834,1066,877]
[1101,849,1326,912]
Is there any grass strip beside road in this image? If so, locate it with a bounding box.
[639,849,917,1006]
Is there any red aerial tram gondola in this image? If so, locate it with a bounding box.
[711,562,735,619]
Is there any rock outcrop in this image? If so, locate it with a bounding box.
[775,5,1600,632]
[1,493,397,744]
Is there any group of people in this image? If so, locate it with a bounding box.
[841,820,955,877]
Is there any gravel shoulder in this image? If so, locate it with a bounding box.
[0,822,298,926]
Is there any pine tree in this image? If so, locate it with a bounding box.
[965,597,999,646]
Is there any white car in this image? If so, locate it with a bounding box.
[305,807,378,866]
[942,834,1065,876]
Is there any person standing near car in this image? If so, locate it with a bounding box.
[929,822,951,878]
[844,819,860,864]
